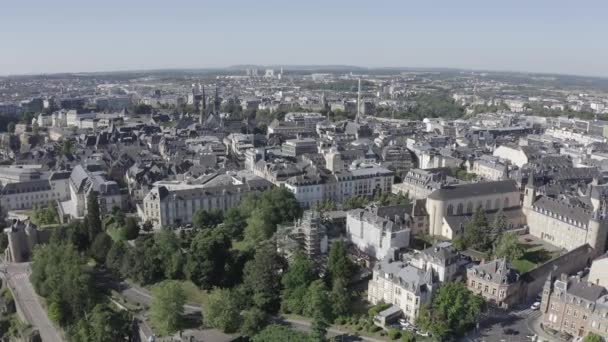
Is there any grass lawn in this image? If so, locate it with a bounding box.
[106,227,124,242]
[512,244,560,273]
[149,280,208,307]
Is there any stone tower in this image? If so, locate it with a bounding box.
[523,171,536,209]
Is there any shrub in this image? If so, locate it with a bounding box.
[388,328,402,340]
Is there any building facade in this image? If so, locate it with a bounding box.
[141,172,272,228]
[426,180,521,239]
[346,205,411,260]
[368,255,435,323]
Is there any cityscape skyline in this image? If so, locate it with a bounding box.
[2,0,608,77]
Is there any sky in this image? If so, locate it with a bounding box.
[1,0,608,76]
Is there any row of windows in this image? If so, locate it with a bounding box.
[4,192,62,202]
[470,280,506,298]
[447,197,510,216]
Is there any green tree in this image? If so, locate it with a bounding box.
[312,199,337,212]
[240,307,267,336]
[186,228,232,289]
[31,242,94,326]
[342,196,370,210]
[155,229,184,279]
[150,280,186,335]
[105,241,128,277]
[388,328,402,340]
[193,208,224,229]
[252,324,310,342]
[306,280,333,342]
[222,207,247,238]
[462,207,492,252]
[127,236,164,285]
[584,333,604,342]
[61,139,74,156]
[71,304,132,342]
[493,233,525,262]
[491,209,508,235]
[90,232,113,263]
[205,287,242,333]
[330,276,351,318]
[416,282,484,340]
[243,242,284,313]
[281,253,317,314]
[122,217,140,240]
[86,191,102,243]
[142,220,153,232]
[243,187,302,244]
[327,240,355,283]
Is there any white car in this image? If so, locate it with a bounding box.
[530,302,541,310]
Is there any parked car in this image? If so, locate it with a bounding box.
[530,302,541,310]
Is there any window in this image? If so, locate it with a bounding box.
[484,285,489,293]
[447,204,454,215]
[504,197,510,208]
[457,203,463,215]
[467,202,473,213]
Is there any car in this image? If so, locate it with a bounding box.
[530,302,541,310]
[398,318,408,326]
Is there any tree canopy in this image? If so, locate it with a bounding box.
[150,280,186,335]
[416,282,484,339]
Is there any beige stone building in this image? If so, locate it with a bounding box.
[522,175,608,255]
[426,180,522,239]
[368,255,435,323]
[541,273,608,339]
[466,258,521,309]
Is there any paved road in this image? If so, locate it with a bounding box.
[462,306,546,342]
[119,281,201,314]
[1,262,63,342]
[120,281,385,341]
[285,317,388,342]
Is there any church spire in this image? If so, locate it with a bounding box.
[527,170,535,188]
[200,85,206,124]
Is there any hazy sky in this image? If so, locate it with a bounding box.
[2,0,608,76]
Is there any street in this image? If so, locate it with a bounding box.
[462,305,551,342]
[1,262,63,342]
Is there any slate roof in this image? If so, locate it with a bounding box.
[428,180,518,201]
[532,196,592,226]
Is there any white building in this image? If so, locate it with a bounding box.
[60,164,124,220]
[141,171,272,228]
[368,255,435,323]
[346,205,411,260]
[284,164,394,208]
[0,172,71,211]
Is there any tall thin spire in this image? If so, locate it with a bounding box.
[200,85,206,124]
[214,87,220,114]
[356,78,361,123]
